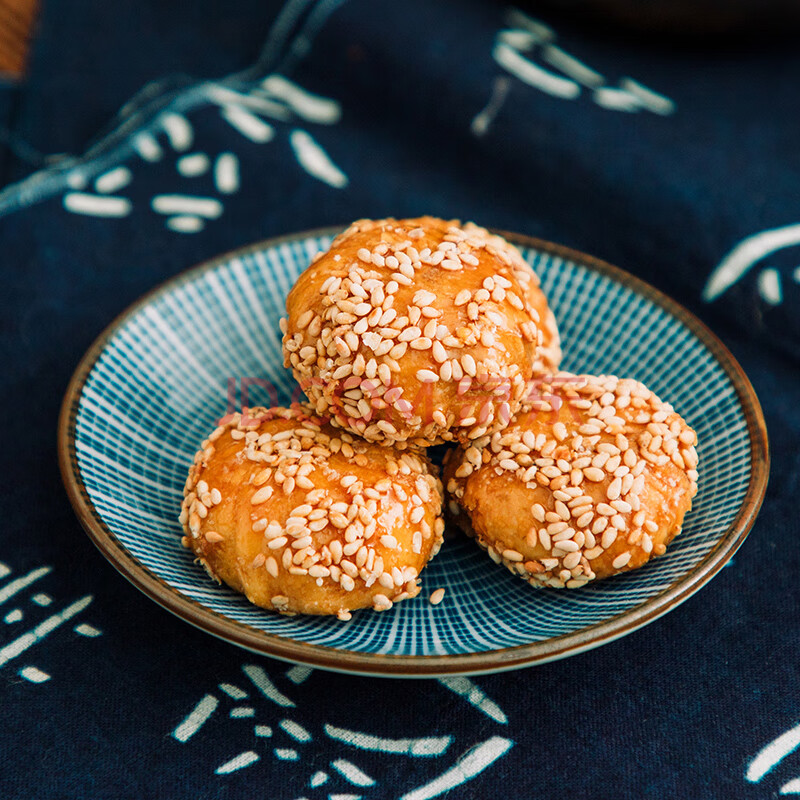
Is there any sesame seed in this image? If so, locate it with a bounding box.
[251,486,274,504]
[416,369,439,383]
[429,588,446,605]
[601,529,617,549]
[555,540,580,553]
[373,594,393,611]
[576,511,593,528]
[612,552,631,569]
[583,467,605,482]
[267,536,288,550]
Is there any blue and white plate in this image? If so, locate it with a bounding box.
[59,229,768,676]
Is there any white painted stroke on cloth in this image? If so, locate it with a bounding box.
[324,724,453,756]
[0,566,51,605]
[331,759,376,787]
[286,664,312,684]
[0,595,93,668]
[703,223,800,301]
[167,215,205,233]
[781,777,800,794]
[161,112,194,152]
[262,74,342,124]
[173,694,219,742]
[758,267,783,305]
[242,664,296,707]
[133,132,163,162]
[541,43,604,87]
[221,104,276,143]
[593,87,640,113]
[280,718,312,741]
[493,41,580,99]
[399,737,514,800]
[152,195,223,218]
[746,721,800,782]
[214,153,240,194]
[219,682,248,699]
[177,153,210,177]
[63,193,132,218]
[74,623,102,637]
[619,78,676,115]
[310,770,329,787]
[19,665,51,683]
[438,676,508,724]
[215,750,259,774]
[471,77,512,137]
[289,129,348,188]
[94,166,132,194]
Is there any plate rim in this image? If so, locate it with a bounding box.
[57,226,770,677]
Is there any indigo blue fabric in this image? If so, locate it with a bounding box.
[0,2,797,798]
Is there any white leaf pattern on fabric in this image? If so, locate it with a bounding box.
[703,223,800,305]
[59,74,348,231]
[170,664,513,796]
[747,722,800,785]
[0,561,102,684]
[473,8,676,136]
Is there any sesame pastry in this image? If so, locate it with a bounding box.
[180,405,445,619]
[443,373,699,588]
[282,216,560,448]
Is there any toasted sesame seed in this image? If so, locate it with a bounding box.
[583,467,605,482]
[373,594,393,611]
[267,536,288,550]
[555,540,580,553]
[601,529,617,549]
[429,588,446,605]
[251,486,274,504]
[612,552,631,569]
[576,511,593,528]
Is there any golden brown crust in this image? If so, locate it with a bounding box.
[443,373,699,588]
[282,217,560,447]
[180,405,445,618]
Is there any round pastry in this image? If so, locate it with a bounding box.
[180,405,445,618]
[443,373,699,588]
[282,216,560,448]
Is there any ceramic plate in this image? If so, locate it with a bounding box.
[58,229,768,677]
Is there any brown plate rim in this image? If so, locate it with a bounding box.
[57,227,770,677]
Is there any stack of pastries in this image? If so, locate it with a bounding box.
[180,217,699,619]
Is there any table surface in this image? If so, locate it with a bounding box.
[1,3,798,799]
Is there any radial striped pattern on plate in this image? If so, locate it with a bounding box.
[73,234,751,657]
